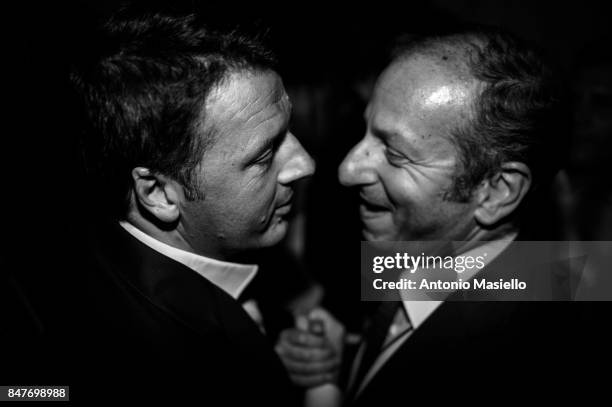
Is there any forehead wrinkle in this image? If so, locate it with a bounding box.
[248,91,291,132]
[210,70,284,124]
[250,104,290,134]
[241,82,289,127]
[370,71,467,163]
[221,87,270,124]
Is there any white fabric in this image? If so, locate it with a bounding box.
[354,233,518,397]
[119,221,258,299]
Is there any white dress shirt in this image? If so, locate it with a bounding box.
[352,233,518,397]
[119,221,264,328]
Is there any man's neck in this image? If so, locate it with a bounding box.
[124,211,229,262]
[453,222,519,256]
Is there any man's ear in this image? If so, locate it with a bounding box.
[474,162,531,226]
[131,167,181,223]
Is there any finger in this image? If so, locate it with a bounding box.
[308,307,331,321]
[289,373,337,388]
[281,329,327,348]
[308,319,325,336]
[282,357,340,375]
[277,342,334,362]
[309,308,343,334]
[295,314,309,331]
[277,342,335,362]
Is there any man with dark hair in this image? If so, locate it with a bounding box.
[69,10,314,403]
[278,27,572,405]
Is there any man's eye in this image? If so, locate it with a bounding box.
[254,150,274,166]
[385,148,409,166]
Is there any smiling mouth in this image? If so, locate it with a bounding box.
[359,196,389,219]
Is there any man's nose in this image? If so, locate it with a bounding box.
[338,137,378,187]
[278,133,316,184]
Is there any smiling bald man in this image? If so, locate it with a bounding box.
[337,28,571,405]
[277,27,572,406]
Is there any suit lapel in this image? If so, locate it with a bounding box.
[354,240,530,404]
[92,221,275,357]
[86,221,296,404]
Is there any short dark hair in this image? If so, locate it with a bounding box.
[70,10,276,218]
[393,28,567,202]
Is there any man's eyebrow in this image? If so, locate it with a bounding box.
[246,122,288,164]
[371,125,424,158]
[371,126,400,143]
[245,95,292,164]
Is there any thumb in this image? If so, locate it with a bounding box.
[295,314,309,331]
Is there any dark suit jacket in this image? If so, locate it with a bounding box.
[349,238,599,406]
[71,221,297,404]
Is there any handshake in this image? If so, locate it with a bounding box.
[275,307,346,388]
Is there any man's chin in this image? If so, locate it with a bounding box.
[362,227,393,242]
[259,217,289,247]
[360,216,395,241]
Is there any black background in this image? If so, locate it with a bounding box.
[3,0,612,389]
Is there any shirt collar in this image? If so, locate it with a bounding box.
[119,221,258,299]
[402,232,518,329]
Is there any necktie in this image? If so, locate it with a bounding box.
[349,300,401,399]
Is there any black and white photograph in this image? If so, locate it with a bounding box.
[3,0,611,404]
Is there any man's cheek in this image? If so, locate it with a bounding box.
[250,198,275,231]
[257,210,270,228]
[238,177,277,228]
